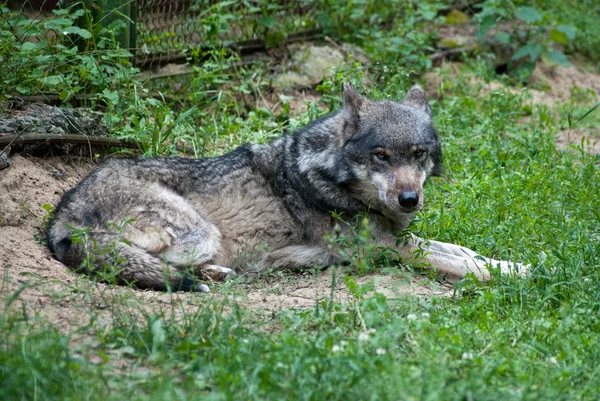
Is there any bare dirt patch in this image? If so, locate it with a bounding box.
[555,127,600,154]
[528,62,600,106]
[425,60,600,154]
[0,154,449,333]
[427,61,600,107]
[240,271,451,313]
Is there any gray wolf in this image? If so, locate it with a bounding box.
[47,84,528,292]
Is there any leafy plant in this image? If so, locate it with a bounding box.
[475,2,577,79]
[0,3,135,102]
[33,203,55,246]
[69,218,134,286]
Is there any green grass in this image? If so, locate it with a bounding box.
[2,0,600,400]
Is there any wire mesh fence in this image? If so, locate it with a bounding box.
[135,0,320,67]
[3,0,67,44]
[2,0,323,70]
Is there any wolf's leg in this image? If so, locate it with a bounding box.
[97,184,227,290]
[85,233,211,292]
[241,245,339,275]
[120,217,234,285]
[396,234,529,281]
[122,224,233,283]
[198,264,235,281]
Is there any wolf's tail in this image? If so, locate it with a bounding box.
[47,226,207,292]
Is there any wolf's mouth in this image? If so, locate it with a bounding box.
[399,206,420,214]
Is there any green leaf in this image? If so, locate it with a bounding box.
[557,25,576,40]
[44,18,73,30]
[70,9,85,19]
[63,26,91,39]
[549,29,568,44]
[259,16,277,29]
[548,50,571,67]
[477,15,496,39]
[151,318,165,354]
[43,75,63,86]
[515,6,542,24]
[494,32,511,45]
[59,90,72,102]
[512,44,542,62]
[102,89,120,104]
[15,85,31,95]
[19,42,38,51]
[420,9,438,21]
[574,102,600,125]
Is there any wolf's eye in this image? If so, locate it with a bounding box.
[374,150,388,160]
[414,149,427,159]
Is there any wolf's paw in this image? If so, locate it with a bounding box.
[488,259,530,277]
[193,283,211,293]
[201,264,236,282]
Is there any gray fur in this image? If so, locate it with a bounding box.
[47,84,528,291]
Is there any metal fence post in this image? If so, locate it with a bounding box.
[86,0,136,53]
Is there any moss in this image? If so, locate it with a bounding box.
[445,9,469,25]
[437,38,462,49]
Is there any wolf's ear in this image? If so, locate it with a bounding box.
[401,85,432,116]
[343,82,370,115]
[338,83,370,145]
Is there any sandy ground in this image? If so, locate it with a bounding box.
[0,154,449,332]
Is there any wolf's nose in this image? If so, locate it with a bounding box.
[399,191,419,209]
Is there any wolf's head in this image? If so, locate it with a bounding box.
[335,83,442,224]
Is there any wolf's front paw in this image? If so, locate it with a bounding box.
[201,264,236,282]
[194,283,211,293]
[488,259,530,277]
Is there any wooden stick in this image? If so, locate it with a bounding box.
[429,46,476,65]
[0,134,138,149]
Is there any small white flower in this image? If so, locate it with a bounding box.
[376,348,387,355]
[358,332,370,342]
[368,328,376,334]
[422,312,430,319]
[332,345,342,353]
[549,357,558,365]
[462,352,473,360]
[407,313,418,321]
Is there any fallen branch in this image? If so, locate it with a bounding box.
[0,133,139,150]
[10,92,175,107]
[0,133,199,155]
[429,45,476,65]
[437,0,486,15]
